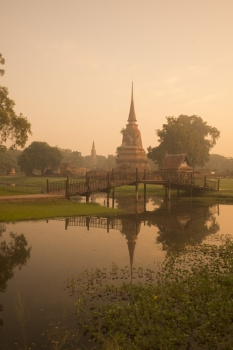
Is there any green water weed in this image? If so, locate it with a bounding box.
[69,239,233,349]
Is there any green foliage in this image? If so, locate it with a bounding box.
[71,239,233,349]
[83,154,116,170]
[0,229,31,292]
[59,148,84,168]
[105,154,116,169]
[59,148,116,171]
[0,148,21,175]
[18,141,62,175]
[148,115,220,168]
[0,53,31,148]
[202,154,233,174]
[0,53,5,76]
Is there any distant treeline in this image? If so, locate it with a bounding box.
[0,147,232,176]
[0,147,117,175]
[197,154,233,174]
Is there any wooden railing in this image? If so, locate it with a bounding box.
[46,170,219,197]
[63,216,123,230]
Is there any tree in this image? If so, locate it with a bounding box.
[0,225,31,329]
[0,148,21,175]
[18,141,62,175]
[199,154,233,175]
[105,155,116,169]
[147,115,220,168]
[0,53,31,148]
[59,148,84,168]
[0,229,31,293]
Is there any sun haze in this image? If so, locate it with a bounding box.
[1,0,233,157]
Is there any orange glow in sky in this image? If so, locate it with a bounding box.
[1,0,233,157]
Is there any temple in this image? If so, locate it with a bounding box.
[115,84,150,171]
[90,141,97,168]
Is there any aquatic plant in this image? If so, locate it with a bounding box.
[67,238,233,349]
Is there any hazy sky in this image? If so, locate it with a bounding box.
[1,0,233,157]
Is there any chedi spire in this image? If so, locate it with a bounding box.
[128,82,137,123]
[115,84,150,171]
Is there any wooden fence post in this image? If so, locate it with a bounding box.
[106,189,110,207]
[167,180,171,201]
[66,177,69,199]
[85,172,90,202]
[112,188,115,208]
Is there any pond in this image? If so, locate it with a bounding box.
[0,194,233,349]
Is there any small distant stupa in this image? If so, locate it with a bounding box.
[116,84,150,171]
[90,141,97,168]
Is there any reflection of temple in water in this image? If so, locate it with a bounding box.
[148,203,220,252]
[60,202,220,276]
[63,216,141,280]
[120,219,141,281]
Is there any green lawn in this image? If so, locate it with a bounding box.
[0,175,66,186]
[219,178,233,190]
[0,175,66,195]
[0,198,122,222]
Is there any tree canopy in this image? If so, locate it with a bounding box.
[59,148,84,168]
[0,229,31,293]
[0,148,21,175]
[18,141,62,175]
[0,53,31,149]
[147,115,220,168]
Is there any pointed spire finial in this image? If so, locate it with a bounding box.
[128,82,137,123]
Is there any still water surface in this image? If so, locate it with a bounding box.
[1,194,233,349]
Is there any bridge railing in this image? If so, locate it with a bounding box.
[47,170,220,196]
[47,176,85,193]
[47,179,67,192]
[63,216,123,230]
[109,171,137,185]
[160,171,192,185]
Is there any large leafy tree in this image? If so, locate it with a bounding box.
[0,148,21,175]
[18,141,62,175]
[147,115,220,168]
[0,53,31,149]
[59,148,84,167]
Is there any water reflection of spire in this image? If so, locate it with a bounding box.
[120,219,141,282]
[60,201,220,258]
[63,216,141,281]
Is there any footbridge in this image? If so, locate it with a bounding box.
[47,169,220,201]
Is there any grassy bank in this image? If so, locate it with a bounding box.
[0,198,122,222]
